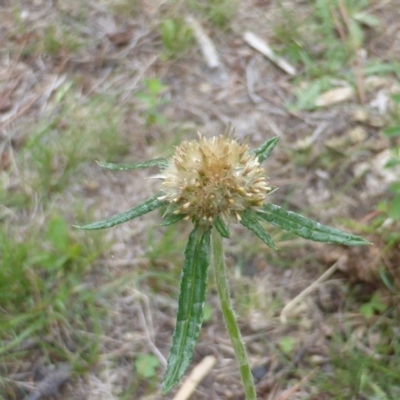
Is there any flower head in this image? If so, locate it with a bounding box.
[158,131,272,224]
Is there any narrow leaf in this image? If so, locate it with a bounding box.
[74,195,167,230]
[161,212,186,226]
[240,209,276,249]
[258,203,371,246]
[96,158,169,171]
[214,216,230,238]
[163,225,211,394]
[252,136,280,163]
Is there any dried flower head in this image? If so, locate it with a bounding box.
[158,131,272,223]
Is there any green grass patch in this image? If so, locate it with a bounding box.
[0,215,106,372]
[160,18,194,59]
[1,83,128,210]
[187,0,237,29]
[315,324,400,399]
[0,73,128,396]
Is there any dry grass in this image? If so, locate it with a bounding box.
[1,0,400,399]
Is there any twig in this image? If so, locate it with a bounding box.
[0,75,23,113]
[246,57,263,104]
[280,256,345,324]
[0,92,42,129]
[138,294,167,367]
[329,5,347,43]
[274,368,317,400]
[243,32,296,76]
[185,16,222,69]
[264,116,284,137]
[172,356,216,400]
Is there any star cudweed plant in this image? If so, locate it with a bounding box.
[76,126,370,399]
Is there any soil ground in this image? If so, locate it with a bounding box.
[1,1,400,399]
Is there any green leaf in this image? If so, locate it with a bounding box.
[348,19,364,49]
[214,216,230,238]
[294,79,325,110]
[389,194,400,219]
[258,203,370,246]
[96,158,169,170]
[74,195,167,230]
[359,292,387,319]
[278,336,296,355]
[161,212,186,226]
[47,215,69,252]
[363,61,400,78]
[135,354,160,378]
[383,126,400,138]
[392,93,400,103]
[144,77,167,95]
[353,12,380,28]
[203,304,213,323]
[385,158,400,168]
[239,209,276,249]
[163,224,211,394]
[252,136,279,163]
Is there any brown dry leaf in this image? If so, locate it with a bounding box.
[315,86,355,107]
[0,97,12,113]
[274,369,316,400]
[348,126,368,143]
[173,356,217,400]
[106,29,134,46]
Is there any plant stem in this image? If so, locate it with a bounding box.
[211,228,257,400]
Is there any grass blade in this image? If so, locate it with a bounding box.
[251,136,279,163]
[240,209,276,249]
[162,224,211,393]
[96,158,169,170]
[258,203,371,246]
[74,195,167,230]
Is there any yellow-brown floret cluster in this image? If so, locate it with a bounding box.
[158,134,271,223]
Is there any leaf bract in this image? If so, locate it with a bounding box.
[240,209,276,249]
[75,195,166,230]
[214,216,230,238]
[252,136,279,163]
[161,213,186,226]
[258,203,371,246]
[163,225,211,393]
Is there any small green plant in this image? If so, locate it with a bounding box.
[278,336,296,356]
[76,126,370,398]
[160,18,193,59]
[19,83,126,199]
[42,25,82,56]
[0,215,104,368]
[135,353,160,379]
[315,324,400,399]
[273,0,378,82]
[188,0,237,29]
[135,78,168,127]
[359,291,387,319]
